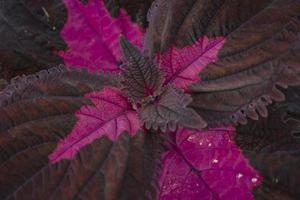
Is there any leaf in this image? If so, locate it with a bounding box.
[158,128,262,200]
[104,0,154,28]
[145,0,300,55]
[0,66,119,198]
[120,36,164,104]
[158,36,225,89]
[0,0,67,80]
[145,0,300,128]
[49,86,141,163]
[0,66,116,107]
[59,0,144,73]
[190,52,300,127]
[0,128,163,199]
[138,86,206,132]
[235,86,300,199]
[246,151,300,200]
[235,86,300,152]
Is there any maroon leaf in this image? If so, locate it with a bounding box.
[58,0,144,73]
[0,129,163,200]
[0,67,162,199]
[120,36,164,104]
[190,53,300,127]
[0,0,67,80]
[146,0,300,128]
[158,128,262,200]
[235,86,300,199]
[236,86,300,152]
[138,86,206,132]
[49,86,141,163]
[0,66,120,198]
[145,0,300,54]
[247,151,300,200]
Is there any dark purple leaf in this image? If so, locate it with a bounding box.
[145,0,300,128]
[236,86,300,152]
[0,0,67,80]
[246,151,300,200]
[145,0,300,55]
[0,130,162,200]
[138,86,206,132]
[235,86,300,199]
[120,36,164,104]
[190,53,300,127]
[0,67,162,199]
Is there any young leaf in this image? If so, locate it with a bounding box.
[138,86,206,132]
[159,128,262,200]
[120,36,164,104]
[58,0,144,72]
[158,36,225,90]
[49,87,140,163]
[0,130,163,200]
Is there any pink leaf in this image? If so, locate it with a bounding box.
[49,87,140,163]
[159,128,262,200]
[58,0,144,72]
[159,36,225,89]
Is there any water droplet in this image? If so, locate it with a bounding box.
[236,173,243,179]
[188,135,195,141]
[208,143,212,147]
[251,177,258,183]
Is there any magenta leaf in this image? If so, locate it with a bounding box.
[119,36,164,104]
[158,36,225,90]
[58,0,144,72]
[159,128,262,200]
[49,86,140,163]
[138,85,206,132]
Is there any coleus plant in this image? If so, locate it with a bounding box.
[0,0,300,199]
